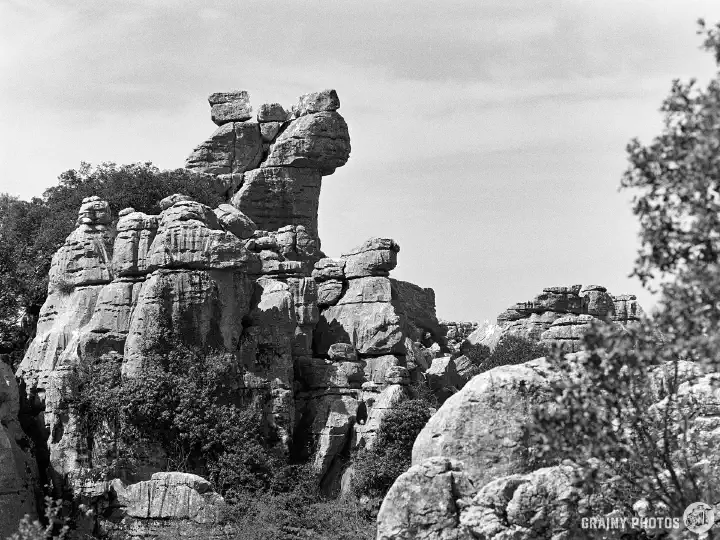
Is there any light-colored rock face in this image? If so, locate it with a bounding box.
[101,472,226,539]
[185,121,262,177]
[111,211,159,277]
[413,358,559,488]
[264,111,350,175]
[213,203,256,240]
[17,91,451,524]
[494,284,644,350]
[342,238,399,279]
[185,89,351,242]
[209,90,253,125]
[377,458,583,540]
[0,361,39,538]
[230,166,323,239]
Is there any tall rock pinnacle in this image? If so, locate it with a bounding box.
[184,89,351,246]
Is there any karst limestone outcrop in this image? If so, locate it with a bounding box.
[466,284,644,354]
[7,89,454,534]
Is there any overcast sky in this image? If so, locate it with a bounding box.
[2,0,720,323]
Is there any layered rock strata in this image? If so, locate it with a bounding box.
[185,88,351,246]
[493,284,644,352]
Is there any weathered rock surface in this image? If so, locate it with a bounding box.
[377,458,584,540]
[342,238,399,279]
[101,472,226,539]
[264,111,350,175]
[494,284,644,350]
[209,90,253,125]
[230,167,323,239]
[185,88,351,240]
[16,90,456,536]
[214,203,257,239]
[0,361,39,538]
[185,121,262,178]
[413,358,560,487]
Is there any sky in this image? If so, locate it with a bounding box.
[2,0,720,323]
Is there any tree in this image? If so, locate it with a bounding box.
[526,20,720,526]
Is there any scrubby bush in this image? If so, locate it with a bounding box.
[462,335,547,378]
[71,347,283,496]
[526,19,720,521]
[7,497,78,540]
[351,396,434,500]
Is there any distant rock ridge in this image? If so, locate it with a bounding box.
[485,284,645,353]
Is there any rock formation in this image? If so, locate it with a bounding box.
[185,88,350,244]
[0,359,39,539]
[11,89,452,532]
[485,284,644,353]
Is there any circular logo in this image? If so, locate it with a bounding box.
[683,502,715,534]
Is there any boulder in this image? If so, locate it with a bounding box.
[257,102,288,122]
[312,258,346,281]
[317,280,344,307]
[296,89,341,116]
[341,238,399,278]
[214,203,257,239]
[412,358,560,488]
[111,211,159,277]
[426,356,462,391]
[185,121,262,176]
[103,472,225,539]
[209,90,253,125]
[377,458,583,540]
[376,457,475,540]
[264,111,350,175]
[314,301,405,356]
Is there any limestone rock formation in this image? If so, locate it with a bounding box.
[99,472,226,539]
[493,284,644,352]
[14,90,462,535]
[0,360,39,538]
[377,457,585,540]
[185,89,351,248]
[413,358,560,487]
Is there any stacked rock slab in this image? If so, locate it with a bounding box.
[492,284,644,353]
[292,237,446,491]
[185,89,351,245]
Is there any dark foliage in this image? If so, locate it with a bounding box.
[351,395,434,500]
[525,21,720,525]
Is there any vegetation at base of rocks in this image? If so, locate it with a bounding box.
[221,487,375,540]
[6,496,80,540]
[70,347,285,496]
[0,163,223,367]
[350,391,435,501]
[526,20,720,524]
[463,335,548,375]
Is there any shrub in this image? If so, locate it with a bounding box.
[471,334,547,374]
[70,347,284,495]
[351,397,434,500]
[526,20,720,519]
